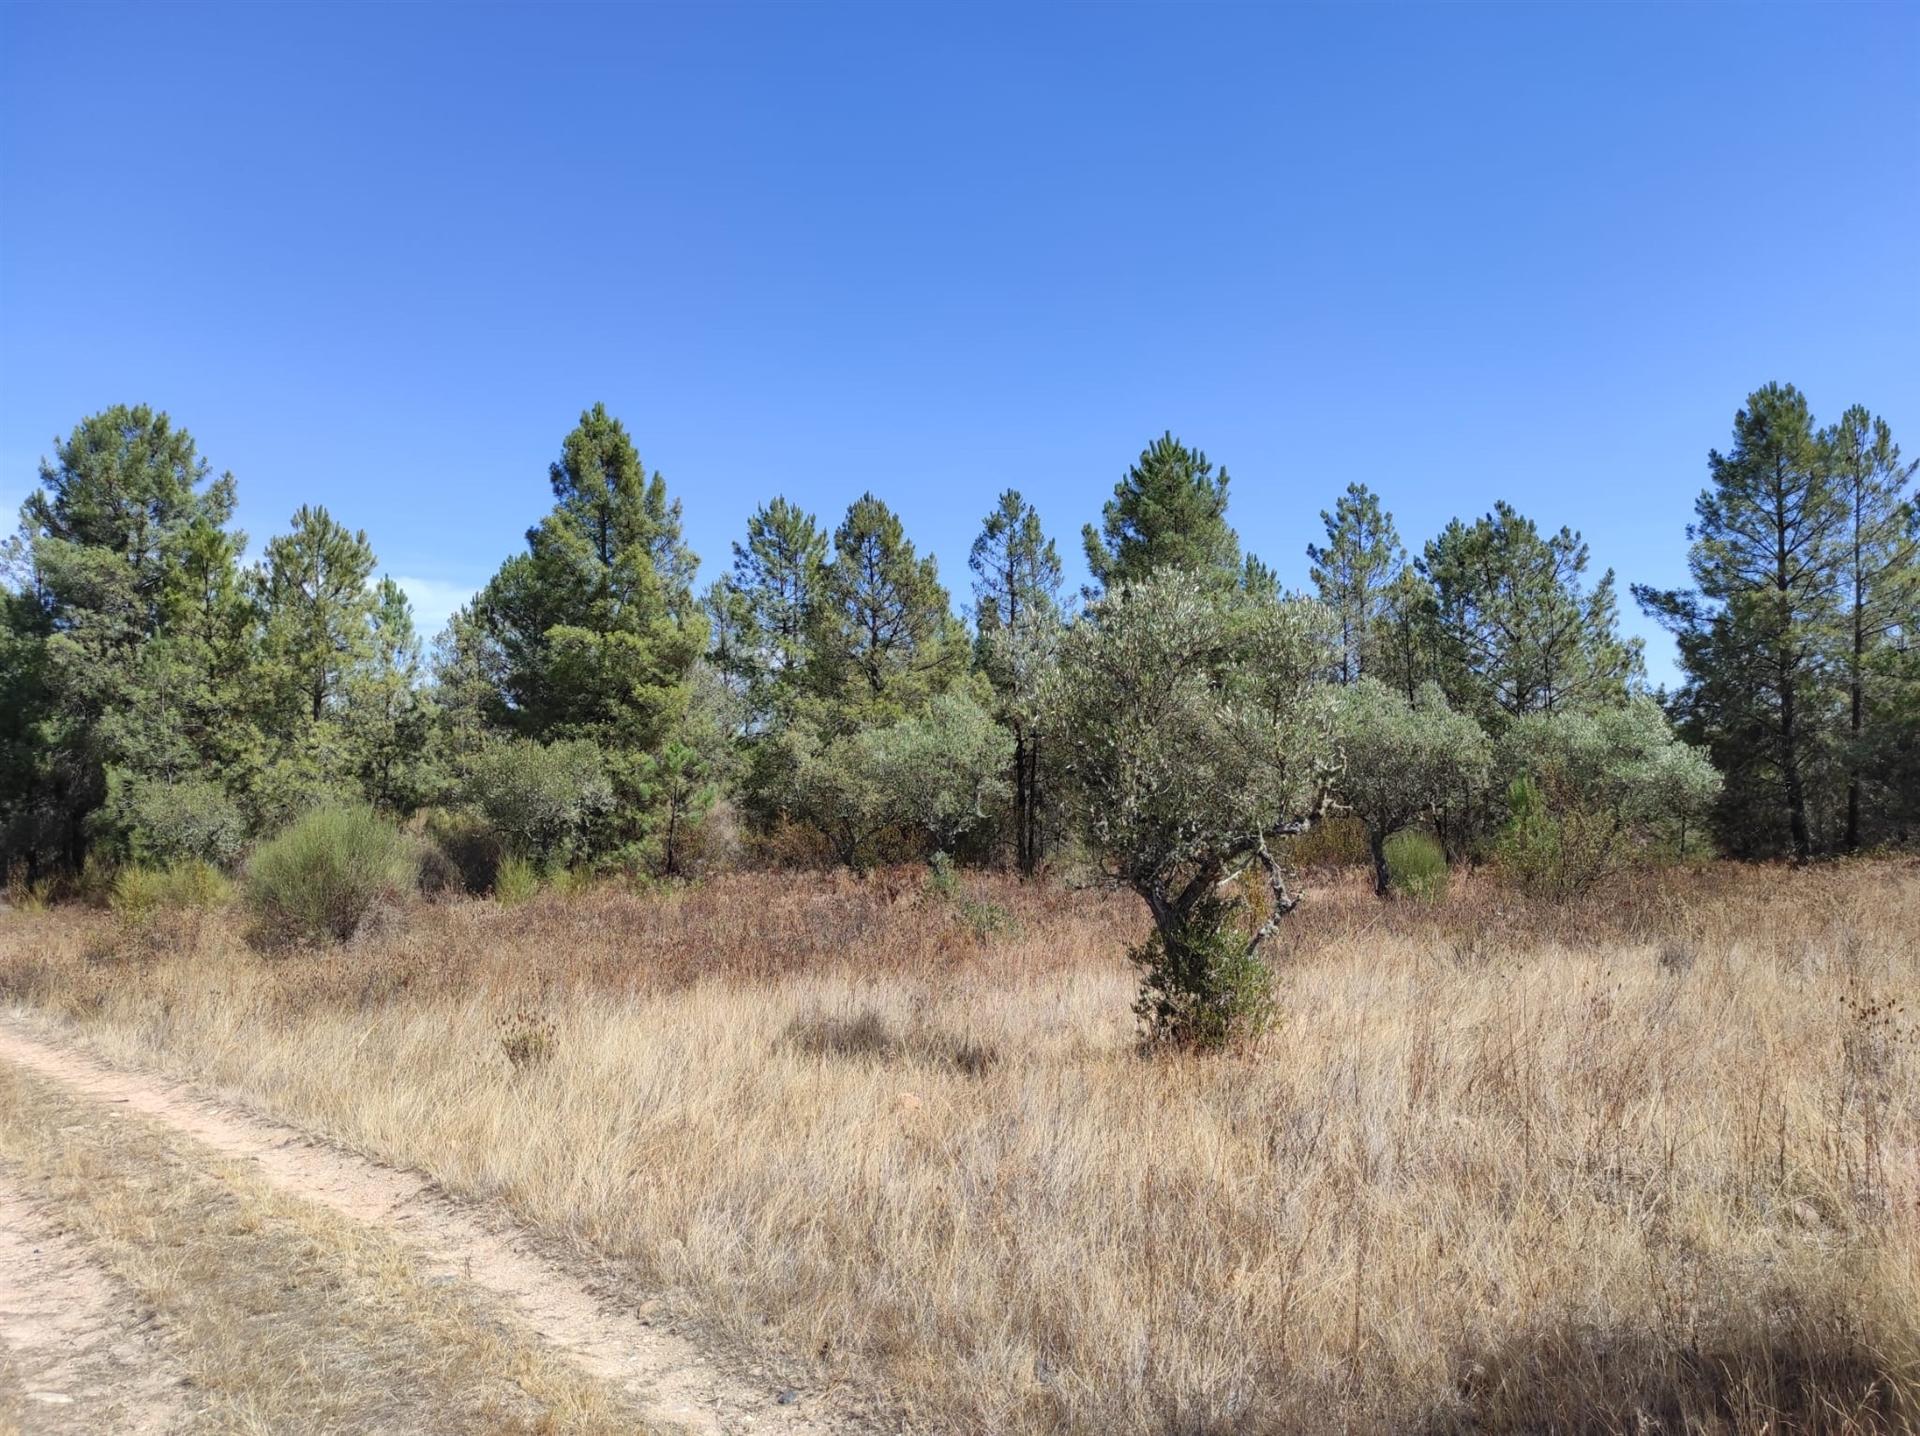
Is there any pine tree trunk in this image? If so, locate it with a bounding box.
[1781,672,1812,861]
[1013,729,1033,879]
[1025,736,1042,879]
[1846,624,1864,853]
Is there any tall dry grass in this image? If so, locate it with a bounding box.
[2,861,1916,1434]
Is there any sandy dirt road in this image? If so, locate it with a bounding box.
[0,1018,864,1435]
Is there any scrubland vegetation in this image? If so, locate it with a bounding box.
[1,385,1915,1428]
[3,859,1916,1433]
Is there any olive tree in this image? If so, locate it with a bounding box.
[1333,678,1492,896]
[770,690,1012,867]
[1496,698,1721,898]
[1047,568,1337,1046]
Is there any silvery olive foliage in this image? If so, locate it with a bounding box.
[1047,568,1338,1045]
[1332,678,1492,895]
[775,689,1012,868]
[1497,698,1720,896]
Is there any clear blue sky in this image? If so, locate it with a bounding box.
[3,3,1915,686]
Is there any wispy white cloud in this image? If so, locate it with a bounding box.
[391,574,479,642]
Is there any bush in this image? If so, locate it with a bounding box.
[247,805,413,945]
[113,775,246,868]
[1496,701,1720,899]
[109,865,167,927]
[108,860,232,926]
[493,855,542,907]
[1132,895,1276,1050]
[1385,830,1448,900]
[421,809,505,894]
[1291,814,1372,870]
[463,739,613,868]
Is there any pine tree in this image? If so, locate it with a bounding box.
[807,493,964,724]
[970,490,1063,877]
[1307,483,1404,684]
[13,406,240,868]
[1635,383,1846,859]
[1374,568,1439,703]
[1083,433,1241,598]
[1826,405,1918,850]
[476,406,702,745]
[343,578,438,813]
[468,405,705,866]
[713,496,828,729]
[1421,501,1641,725]
[258,505,378,726]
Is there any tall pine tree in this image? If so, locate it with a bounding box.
[1636,383,1845,859]
[1307,483,1404,684]
[970,490,1063,877]
[1083,433,1242,598]
[1421,501,1640,726]
[1826,405,1917,850]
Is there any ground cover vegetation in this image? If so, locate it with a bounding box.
[0,862,1914,1433]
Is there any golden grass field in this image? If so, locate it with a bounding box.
[2,858,1916,1434]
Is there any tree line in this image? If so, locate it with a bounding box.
[2,383,1913,906]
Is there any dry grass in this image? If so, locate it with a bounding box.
[2,860,1917,1434]
[0,1062,652,1434]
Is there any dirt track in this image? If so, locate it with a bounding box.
[0,1019,854,1435]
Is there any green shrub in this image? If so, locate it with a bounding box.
[1497,775,1623,902]
[108,861,229,927]
[160,859,232,909]
[113,775,247,868]
[463,739,613,868]
[247,805,413,945]
[493,855,542,907]
[110,865,168,927]
[1131,895,1275,1051]
[1384,830,1448,900]
[1495,702,1720,899]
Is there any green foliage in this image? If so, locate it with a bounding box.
[709,496,827,730]
[107,774,246,868]
[1383,830,1448,900]
[342,577,439,814]
[459,405,705,866]
[257,505,377,727]
[109,859,232,926]
[1421,501,1642,725]
[1082,433,1242,598]
[1308,483,1404,684]
[805,493,966,723]
[473,404,702,744]
[8,406,245,877]
[1332,678,1491,895]
[1131,894,1276,1050]
[1495,700,1720,898]
[462,737,614,867]
[246,805,413,945]
[769,690,1012,867]
[1048,567,1336,1045]
[1633,384,1911,858]
[970,489,1064,877]
[493,854,542,906]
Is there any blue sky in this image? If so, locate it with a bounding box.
[3,3,1915,685]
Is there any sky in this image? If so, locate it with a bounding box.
[2,3,1915,687]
